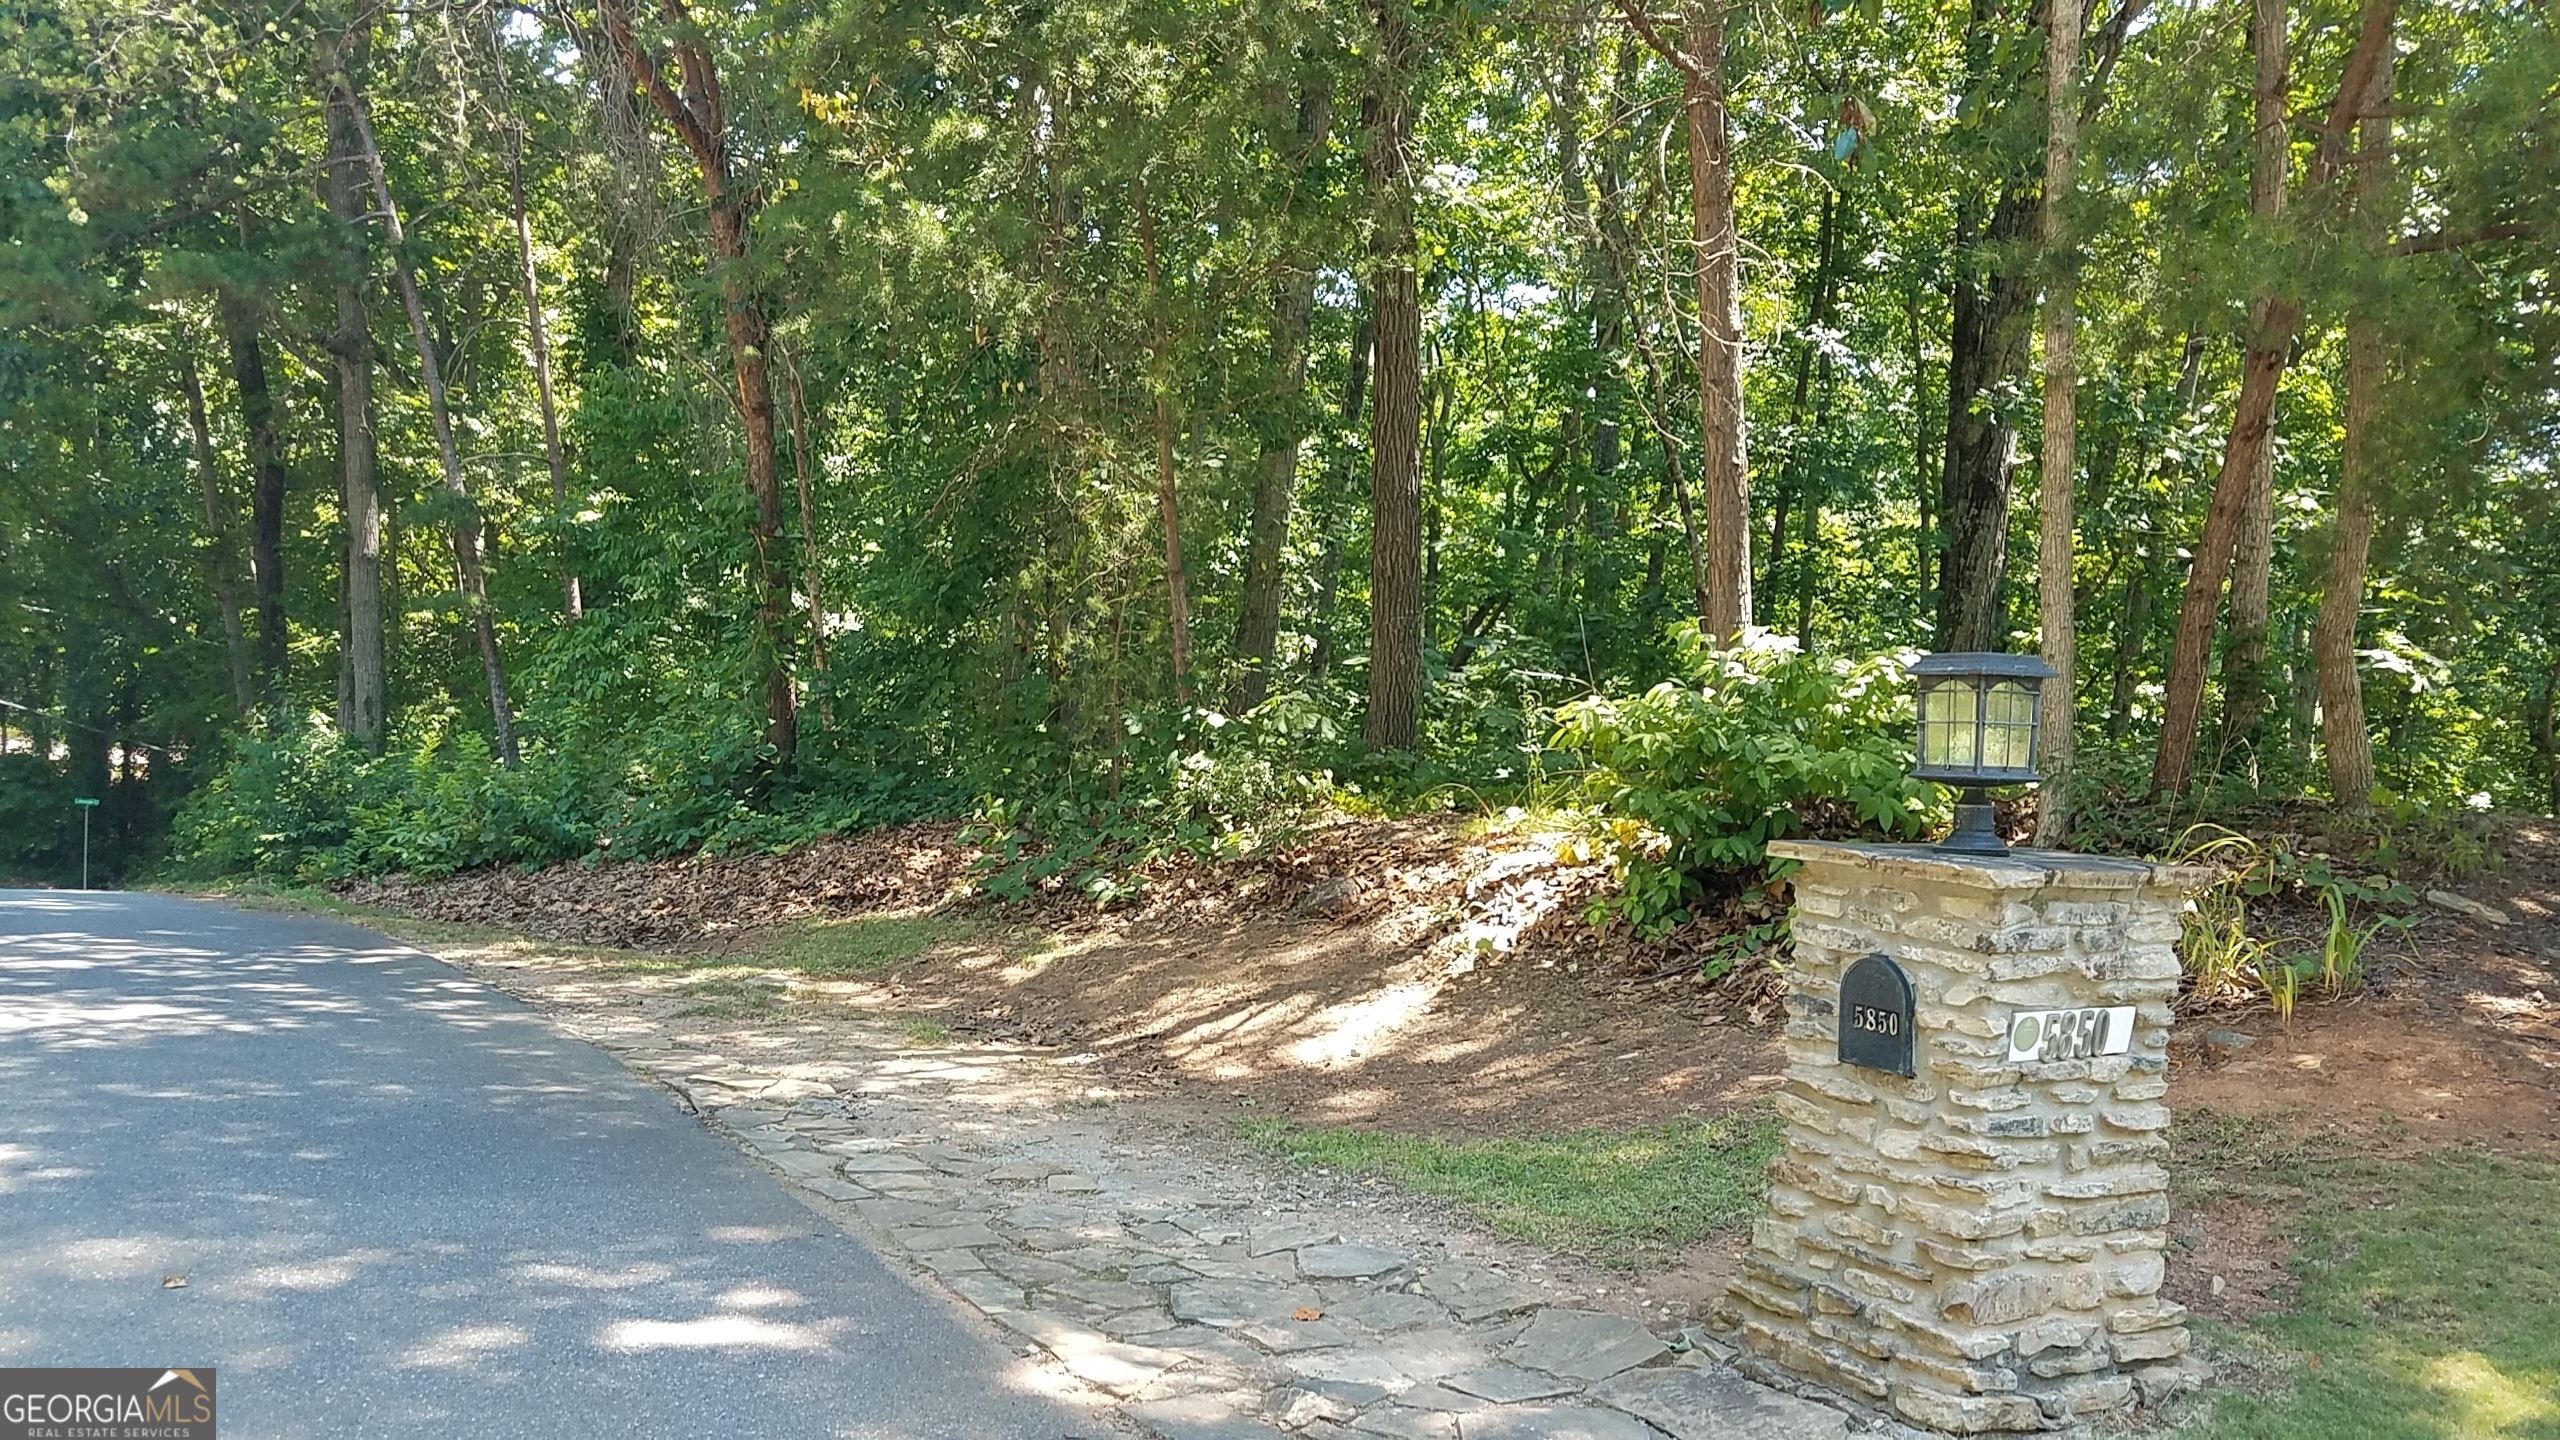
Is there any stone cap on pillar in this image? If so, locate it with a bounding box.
[1767,840,2213,896]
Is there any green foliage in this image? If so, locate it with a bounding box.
[964,689,1353,904]
[2167,826,2418,1017]
[168,699,962,883]
[7,0,2554,898]
[1240,1112,1783,1266]
[1553,632,1941,936]
[0,753,73,879]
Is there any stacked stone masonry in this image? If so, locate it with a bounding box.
[1730,841,2211,1435]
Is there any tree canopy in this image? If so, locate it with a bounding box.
[1,0,2553,884]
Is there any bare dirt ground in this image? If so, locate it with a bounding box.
[327,814,2560,1332]
[341,815,1797,1137]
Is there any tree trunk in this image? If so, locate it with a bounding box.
[1933,0,2059,652]
[598,0,797,756]
[328,47,519,766]
[2220,438,2276,765]
[2033,0,2082,846]
[1232,273,1312,712]
[2216,0,2289,770]
[217,284,289,696]
[1684,0,1750,641]
[2108,553,2151,739]
[1630,310,1709,622]
[2152,0,2393,797]
[180,349,254,716]
[1784,185,1843,650]
[318,36,386,751]
[1937,184,2040,652]
[1361,0,1423,752]
[1230,93,1328,714]
[2315,40,2397,810]
[557,1,652,364]
[502,107,581,622]
[1307,296,1372,683]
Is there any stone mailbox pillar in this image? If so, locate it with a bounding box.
[1725,841,2208,1434]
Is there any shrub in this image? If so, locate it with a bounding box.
[966,688,1353,903]
[1552,630,1941,936]
[0,752,71,877]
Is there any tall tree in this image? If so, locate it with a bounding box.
[1683,0,1749,641]
[1231,86,1332,716]
[596,0,798,755]
[1935,0,2040,652]
[179,346,254,716]
[2216,0,2292,766]
[318,22,386,752]
[323,37,521,765]
[1135,175,1194,699]
[216,281,290,694]
[2314,40,2397,809]
[2150,0,2395,797]
[2033,0,2082,845]
[1361,0,1424,750]
[1615,0,1750,639]
[491,22,582,624]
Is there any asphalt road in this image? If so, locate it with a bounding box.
[0,889,1097,1439]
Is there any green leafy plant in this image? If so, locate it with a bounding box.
[1552,633,1940,937]
[2166,825,2418,1016]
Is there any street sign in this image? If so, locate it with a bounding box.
[72,798,99,889]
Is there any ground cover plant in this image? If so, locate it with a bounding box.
[1240,1112,1783,1267]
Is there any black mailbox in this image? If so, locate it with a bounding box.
[1838,952,1916,1077]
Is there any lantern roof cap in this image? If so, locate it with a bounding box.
[1909,651,2059,679]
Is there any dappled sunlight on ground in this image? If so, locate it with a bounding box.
[2423,1350,2559,1435]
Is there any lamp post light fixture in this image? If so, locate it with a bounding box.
[1910,652,2058,856]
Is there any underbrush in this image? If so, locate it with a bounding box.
[164,624,2529,1024]
[168,701,960,882]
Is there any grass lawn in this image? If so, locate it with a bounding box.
[740,914,966,976]
[2182,1144,2560,1439]
[1239,1111,1781,1267]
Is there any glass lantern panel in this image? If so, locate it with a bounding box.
[1920,680,1979,768]
[1983,681,2037,770]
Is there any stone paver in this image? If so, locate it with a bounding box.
[1352,1408,1459,1440]
[1250,1221,1343,1255]
[1589,1365,1850,1440]
[1455,1403,1665,1440]
[1420,1262,1548,1322]
[1172,1276,1327,1327]
[1446,1366,1581,1404]
[524,959,1864,1440]
[1503,1308,1670,1382]
[1127,1396,1297,1440]
[1299,1243,1413,1279]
